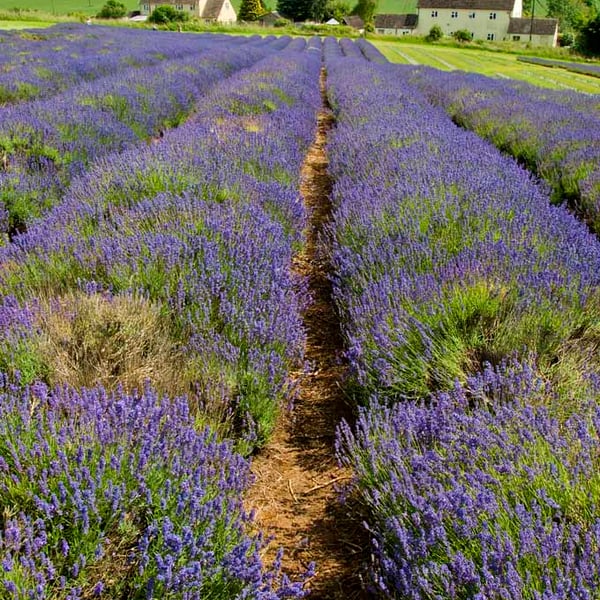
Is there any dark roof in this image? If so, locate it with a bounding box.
[343,15,365,28]
[375,13,418,28]
[258,10,282,21]
[202,0,229,19]
[507,17,558,35]
[418,0,515,10]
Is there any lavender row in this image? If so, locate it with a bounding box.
[0,39,321,598]
[0,36,274,236]
[1,38,321,451]
[0,23,237,105]
[326,57,600,402]
[337,362,600,598]
[517,55,600,78]
[404,66,600,230]
[325,53,600,595]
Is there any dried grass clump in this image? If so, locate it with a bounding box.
[37,291,185,395]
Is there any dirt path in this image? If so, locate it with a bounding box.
[246,68,368,598]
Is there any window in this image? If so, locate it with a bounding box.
[451,10,458,17]
[431,10,438,16]
[487,32,495,39]
[175,4,184,9]
[512,35,521,40]
[468,11,475,18]
[143,3,149,9]
[489,11,496,18]
[377,28,385,33]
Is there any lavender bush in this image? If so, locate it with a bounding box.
[404,66,600,230]
[0,37,271,235]
[517,55,600,78]
[0,377,310,598]
[338,361,600,598]
[0,24,232,105]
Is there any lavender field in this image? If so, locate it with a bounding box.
[1,23,600,599]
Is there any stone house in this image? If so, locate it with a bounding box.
[412,0,557,45]
[139,0,237,23]
[416,0,522,42]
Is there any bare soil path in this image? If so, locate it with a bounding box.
[246,68,368,598]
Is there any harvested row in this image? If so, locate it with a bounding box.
[403,66,600,230]
[0,39,322,598]
[0,34,279,236]
[325,51,600,596]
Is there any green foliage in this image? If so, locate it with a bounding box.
[238,0,266,20]
[426,23,443,41]
[324,0,352,21]
[352,0,376,30]
[546,0,589,29]
[558,30,575,44]
[96,0,127,19]
[148,4,190,23]
[277,0,314,20]
[312,0,328,21]
[453,28,473,41]
[577,13,600,54]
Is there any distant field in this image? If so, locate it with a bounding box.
[0,18,53,27]
[0,0,138,15]
[374,40,600,93]
[376,0,417,14]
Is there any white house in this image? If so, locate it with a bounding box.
[416,0,521,41]
[139,0,237,23]
[412,0,557,45]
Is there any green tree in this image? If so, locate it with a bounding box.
[239,0,267,20]
[546,0,588,29]
[96,0,127,18]
[278,0,314,20]
[149,5,190,23]
[324,0,352,21]
[352,0,376,30]
[577,12,600,53]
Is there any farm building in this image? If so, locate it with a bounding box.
[375,13,418,35]
[507,17,559,45]
[343,15,365,30]
[139,0,237,23]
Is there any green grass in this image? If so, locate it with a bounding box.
[0,18,53,27]
[376,0,417,14]
[374,40,600,92]
[0,1,138,16]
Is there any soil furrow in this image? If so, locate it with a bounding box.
[246,66,368,598]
